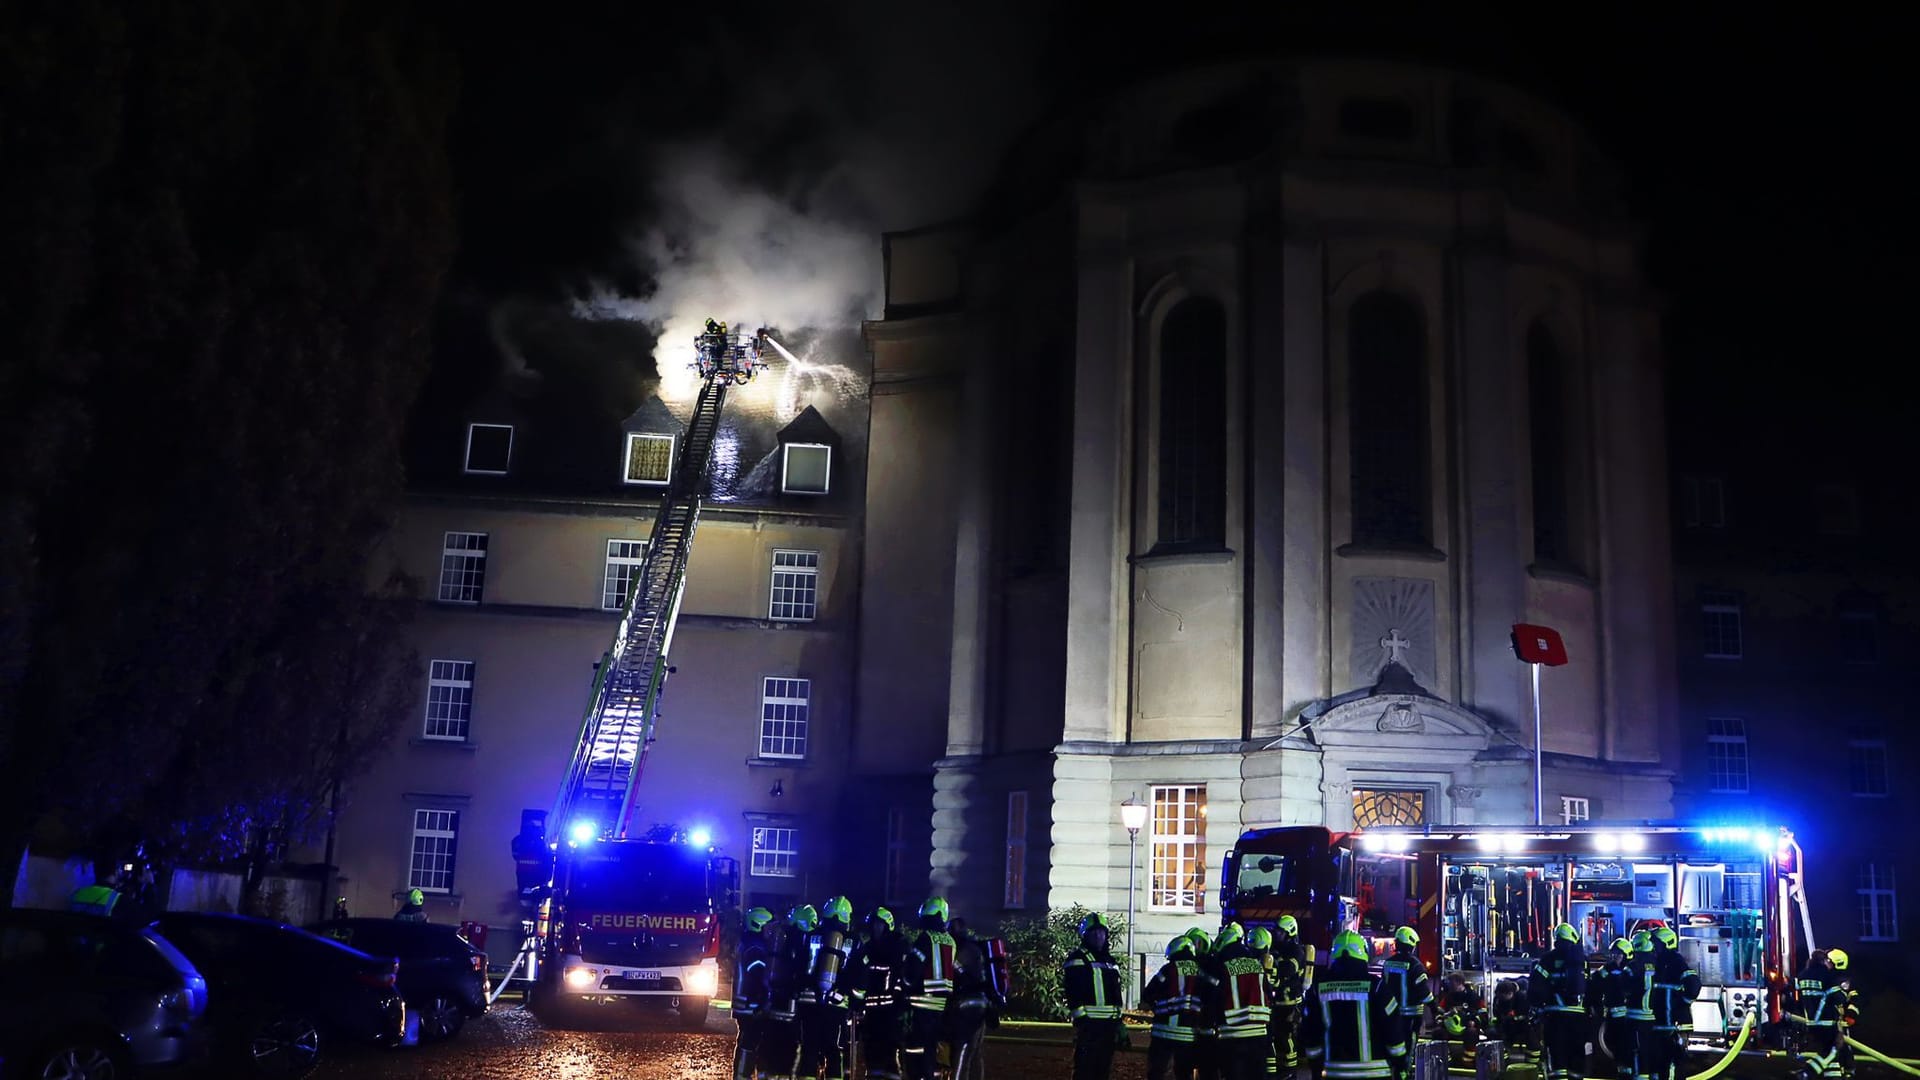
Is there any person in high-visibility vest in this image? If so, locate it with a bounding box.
[1642,927,1699,1080]
[1530,923,1588,1080]
[1144,934,1216,1080]
[732,907,775,1080]
[899,898,959,1080]
[1301,930,1398,1080]
[1791,948,1852,1080]
[1379,926,1434,1079]
[845,908,906,1080]
[1183,927,1220,1080]
[1210,922,1273,1080]
[1590,937,1636,1080]
[1267,916,1310,1078]
[395,887,428,922]
[1062,911,1124,1080]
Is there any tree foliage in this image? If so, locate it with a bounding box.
[0,0,457,883]
[994,905,1130,1020]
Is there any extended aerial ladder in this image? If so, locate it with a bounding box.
[548,319,765,844]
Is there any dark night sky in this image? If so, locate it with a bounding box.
[433,3,1914,459]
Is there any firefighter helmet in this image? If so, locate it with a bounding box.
[1276,914,1299,939]
[1652,926,1679,950]
[1611,937,1634,958]
[1331,930,1369,963]
[822,896,853,926]
[1443,1011,1467,1036]
[791,904,820,932]
[744,907,774,933]
[1166,936,1194,959]
[407,888,425,907]
[867,906,895,932]
[1248,927,1273,951]
[1555,923,1580,944]
[1828,948,1850,972]
[1395,925,1420,948]
[1184,927,1212,956]
[1216,922,1245,949]
[1631,929,1653,953]
[919,897,950,925]
[1078,912,1109,938]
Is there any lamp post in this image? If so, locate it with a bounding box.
[1120,794,1149,1006]
[1511,623,1570,826]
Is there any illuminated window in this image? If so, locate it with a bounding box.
[769,550,819,622]
[1681,475,1725,528]
[1005,791,1029,909]
[1351,788,1427,827]
[758,677,810,759]
[1858,863,1898,942]
[1348,292,1429,548]
[884,807,914,904]
[1707,717,1749,794]
[1149,784,1207,913]
[423,660,474,741]
[408,809,459,893]
[437,532,487,604]
[1849,732,1888,797]
[623,433,673,485]
[463,424,513,475]
[1561,796,1590,824]
[602,539,647,611]
[1157,297,1226,549]
[750,826,799,878]
[782,443,832,495]
[1528,323,1572,565]
[1701,592,1742,660]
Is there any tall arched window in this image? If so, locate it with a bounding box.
[1157,297,1226,549]
[1527,323,1571,564]
[1348,292,1428,547]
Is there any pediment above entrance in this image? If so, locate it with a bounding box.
[1307,687,1495,760]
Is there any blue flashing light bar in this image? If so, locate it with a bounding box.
[569,820,599,844]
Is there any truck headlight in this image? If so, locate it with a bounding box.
[565,967,598,990]
[686,965,719,997]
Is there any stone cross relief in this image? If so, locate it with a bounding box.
[1379,628,1411,666]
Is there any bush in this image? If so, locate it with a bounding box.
[995,904,1128,1020]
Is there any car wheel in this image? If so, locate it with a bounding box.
[416,994,466,1041]
[31,1040,124,1080]
[247,1012,323,1078]
[679,996,710,1026]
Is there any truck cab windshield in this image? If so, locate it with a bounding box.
[568,851,709,910]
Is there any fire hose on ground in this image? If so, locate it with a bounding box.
[486,935,540,1006]
[1848,1035,1920,1078]
[1443,1011,1754,1080]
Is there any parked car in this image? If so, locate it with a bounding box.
[148,912,404,1078]
[306,919,489,1041]
[0,909,208,1080]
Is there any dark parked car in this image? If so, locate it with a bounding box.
[306,919,489,1041]
[148,912,404,1077]
[1,909,207,1080]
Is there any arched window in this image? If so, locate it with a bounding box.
[1348,292,1428,547]
[1157,297,1227,549]
[1527,323,1571,564]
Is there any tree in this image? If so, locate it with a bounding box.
[0,0,457,895]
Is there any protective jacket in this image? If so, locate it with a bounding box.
[1301,955,1399,1080]
[901,928,958,1012]
[1062,943,1123,1022]
[1144,956,1215,1042]
[1531,939,1588,1014]
[1649,946,1701,1032]
[734,930,773,1017]
[1792,962,1850,1027]
[1212,940,1273,1039]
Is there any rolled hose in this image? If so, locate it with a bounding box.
[1847,1035,1920,1078]
[1444,1012,1754,1080]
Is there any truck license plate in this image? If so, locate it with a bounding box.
[626,970,660,981]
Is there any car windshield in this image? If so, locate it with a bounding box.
[568,850,708,910]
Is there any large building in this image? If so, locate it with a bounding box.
[853,57,1678,953]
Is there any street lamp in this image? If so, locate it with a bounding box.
[1120,794,1149,1005]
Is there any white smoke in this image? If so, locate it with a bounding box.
[572,142,881,379]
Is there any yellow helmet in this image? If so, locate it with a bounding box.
[1167,936,1195,959]
[1276,915,1299,938]
[1248,927,1274,951]
[1331,930,1369,963]
[1652,926,1679,951]
[1555,923,1580,944]
[1828,948,1850,972]
[1631,929,1653,953]
[1394,925,1420,948]
[1216,922,1245,949]
[1183,927,1212,956]
[744,907,774,932]
[1611,937,1634,958]
[407,888,425,907]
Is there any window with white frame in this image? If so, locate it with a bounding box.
[464,423,513,475]
[769,550,820,621]
[408,809,459,893]
[1005,791,1029,909]
[1149,784,1207,912]
[1701,592,1743,660]
[759,677,811,759]
[1682,474,1725,528]
[750,826,799,878]
[1707,716,1749,794]
[782,443,832,495]
[1849,732,1888,797]
[1561,796,1590,824]
[602,539,647,611]
[423,660,474,741]
[1858,863,1898,941]
[624,433,674,485]
[884,807,912,903]
[438,532,488,604]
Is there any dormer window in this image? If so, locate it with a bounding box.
[782,443,831,495]
[464,424,513,475]
[624,433,674,486]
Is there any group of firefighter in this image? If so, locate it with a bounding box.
[731,897,1862,1080]
[731,895,1009,1080]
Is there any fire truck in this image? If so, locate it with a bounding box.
[511,320,765,1025]
[1220,823,1816,1047]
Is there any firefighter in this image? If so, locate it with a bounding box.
[1301,929,1397,1079]
[1488,977,1534,1062]
[1530,923,1588,1080]
[761,905,816,1080]
[1268,916,1309,1078]
[1145,935,1216,1080]
[1246,927,1280,1078]
[1185,928,1221,1080]
[846,907,906,1080]
[1643,926,1700,1080]
[1591,938,1636,1080]
[394,887,428,923]
[1210,923,1273,1080]
[1434,972,1485,1062]
[333,896,350,920]
[948,917,1002,1080]
[734,907,776,1080]
[1620,930,1656,1080]
[1791,948,1852,1080]
[1064,911,1125,1080]
[1379,926,1433,1080]
[798,896,855,1080]
[899,897,959,1080]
